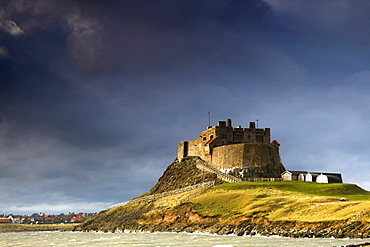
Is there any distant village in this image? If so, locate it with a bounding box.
[0,212,97,224]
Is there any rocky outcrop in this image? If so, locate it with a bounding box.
[149,157,221,195]
[77,201,370,238]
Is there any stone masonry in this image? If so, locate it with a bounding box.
[178,119,285,179]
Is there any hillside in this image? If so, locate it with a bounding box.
[190,182,370,222]
[148,156,221,195]
[77,157,370,238]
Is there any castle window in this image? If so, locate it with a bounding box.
[210,135,214,139]
[203,137,207,141]
[222,134,226,139]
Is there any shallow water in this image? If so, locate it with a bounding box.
[0,231,368,247]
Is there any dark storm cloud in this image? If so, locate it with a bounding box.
[65,0,273,77]
[0,0,275,77]
[0,0,309,94]
[0,44,124,149]
[265,0,370,79]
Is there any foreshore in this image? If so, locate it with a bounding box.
[3,222,370,247]
[77,218,370,239]
[0,223,78,233]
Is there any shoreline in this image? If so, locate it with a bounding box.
[2,223,370,246]
[0,223,79,233]
[76,217,370,239]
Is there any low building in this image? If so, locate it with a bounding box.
[0,218,12,224]
[70,216,84,223]
[282,170,342,183]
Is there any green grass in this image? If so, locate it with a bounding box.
[80,181,370,231]
[213,181,370,200]
[190,181,370,222]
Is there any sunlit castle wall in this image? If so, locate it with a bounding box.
[211,143,285,178]
[177,119,284,178]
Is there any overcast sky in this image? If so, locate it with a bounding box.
[0,0,370,215]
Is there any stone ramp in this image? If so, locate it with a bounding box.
[195,159,242,183]
[194,158,282,183]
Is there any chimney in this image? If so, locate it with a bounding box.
[249,122,256,128]
[226,119,232,127]
[218,121,226,127]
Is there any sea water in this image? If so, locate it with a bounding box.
[0,231,368,247]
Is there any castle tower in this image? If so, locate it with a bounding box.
[177,119,285,178]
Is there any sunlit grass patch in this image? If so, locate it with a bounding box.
[189,181,370,222]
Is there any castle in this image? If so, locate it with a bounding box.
[178,119,343,183]
[178,119,285,179]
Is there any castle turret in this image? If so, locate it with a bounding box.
[226,119,232,127]
[177,119,285,179]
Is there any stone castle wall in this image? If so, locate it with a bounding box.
[178,120,271,161]
[211,143,245,169]
[211,143,285,178]
[177,119,284,178]
[178,139,208,162]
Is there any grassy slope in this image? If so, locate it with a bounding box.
[80,181,370,233]
[190,181,370,222]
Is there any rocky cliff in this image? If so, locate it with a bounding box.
[148,157,221,195]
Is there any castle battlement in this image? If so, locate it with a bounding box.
[177,119,342,183]
[177,119,285,179]
[178,119,272,162]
